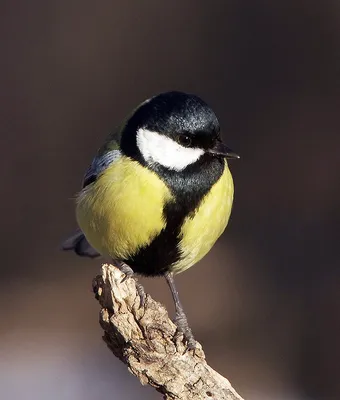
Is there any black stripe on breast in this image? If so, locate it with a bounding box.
[125,154,224,276]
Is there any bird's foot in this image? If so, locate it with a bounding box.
[114,261,146,307]
[174,311,196,350]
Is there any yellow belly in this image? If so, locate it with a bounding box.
[76,157,234,274]
[172,162,234,273]
[76,156,173,259]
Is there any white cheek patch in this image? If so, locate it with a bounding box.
[136,128,204,171]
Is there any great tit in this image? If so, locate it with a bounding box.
[62,91,239,349]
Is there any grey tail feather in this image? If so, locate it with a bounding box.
[61,229,101,258]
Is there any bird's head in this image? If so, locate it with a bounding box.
[120,91,239,171]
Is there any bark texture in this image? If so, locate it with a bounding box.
[92,263,245,400]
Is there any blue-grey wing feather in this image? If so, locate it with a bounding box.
[82,150,121,188]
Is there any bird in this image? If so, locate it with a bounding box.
[62,91,239,349]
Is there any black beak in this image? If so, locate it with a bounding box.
[208,141,240,159]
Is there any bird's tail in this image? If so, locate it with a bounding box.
[61,229,100,258]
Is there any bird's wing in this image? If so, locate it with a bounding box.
[82,149,121,188]
[82,126,124,188]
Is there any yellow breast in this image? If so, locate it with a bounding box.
[76,156,173,259]
[172,162,234,273]
[76,157,234,274]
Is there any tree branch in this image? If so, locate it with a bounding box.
[92,263,245,400]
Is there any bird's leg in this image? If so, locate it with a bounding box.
[113,259,146,307]
[165,272,196,350]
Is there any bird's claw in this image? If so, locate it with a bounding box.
[121,274,146,308]
[135,281,146,308]
[115,261,146,308]
[174,312,196,351]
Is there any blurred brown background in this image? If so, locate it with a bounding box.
[1,1,339,399]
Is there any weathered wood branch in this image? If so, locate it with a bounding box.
[92,263,245,400]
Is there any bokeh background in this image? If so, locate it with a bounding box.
[1,1,339,399]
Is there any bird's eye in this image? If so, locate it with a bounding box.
[178,135,192,147]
